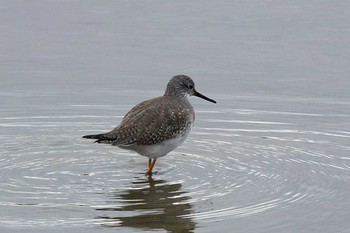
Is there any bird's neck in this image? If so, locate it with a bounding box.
[164,88,188,98]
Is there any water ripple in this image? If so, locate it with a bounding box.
[1,99,350,231]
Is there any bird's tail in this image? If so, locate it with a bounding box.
[82,134,103,139]
[82,133,110,143]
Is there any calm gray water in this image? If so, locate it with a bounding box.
[1,1,350,233]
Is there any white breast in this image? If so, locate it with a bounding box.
[122,124,192,159]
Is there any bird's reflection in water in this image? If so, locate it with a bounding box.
[96,177,195,233]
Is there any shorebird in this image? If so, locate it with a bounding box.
[82,75,216,176]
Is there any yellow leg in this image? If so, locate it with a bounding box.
[146,159,157,176]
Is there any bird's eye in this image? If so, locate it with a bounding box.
[189,85,194,89]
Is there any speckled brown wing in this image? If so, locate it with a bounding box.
[87,98,155,145]
[104,99,156,146]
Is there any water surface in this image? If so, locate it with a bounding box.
[1,1,350,233]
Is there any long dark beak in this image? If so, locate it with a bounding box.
[193,90,217,104]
